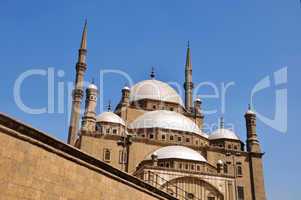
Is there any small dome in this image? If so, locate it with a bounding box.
[96,112,125,126]
[195,97,201,103]
[123,86,130,91]
[128,110,207,137]
[209,128,240,141]
[245,104,256,115]
[245,109,256,115]
[129,79,184,106]
[145,146,207,162]
[217,160,224,165]
[88,83,97,90]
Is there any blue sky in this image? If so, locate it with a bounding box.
[0,0,300,199]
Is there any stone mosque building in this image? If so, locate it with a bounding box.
[0,22,266,200]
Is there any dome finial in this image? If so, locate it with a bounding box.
[195,95,201,102]
[150,66,155,79]
[91,77,95,84]
[187,40,190,48]
[108,100,112,111]
[220,117,225,129]
[246,103,256,115]
[87,78,97,90]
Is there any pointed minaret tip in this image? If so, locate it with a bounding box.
[80,20,87,49]
[185,41,191,67]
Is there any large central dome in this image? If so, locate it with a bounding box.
[129,79,184,106]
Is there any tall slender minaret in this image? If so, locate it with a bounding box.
[245,105,266,200]
[184,41,193,111]
[68,21,88,145]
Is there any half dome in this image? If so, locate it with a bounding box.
[128,110,207,137]
[145,145,207,162]
[96,112,125,126]
[209,128,240,141]
[129,79,184,106]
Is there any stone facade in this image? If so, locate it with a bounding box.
[0,113,176,200]
[67,24,267,199]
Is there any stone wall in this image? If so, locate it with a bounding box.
[80,135,163,173]
[0,113,176,200]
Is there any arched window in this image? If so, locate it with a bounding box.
[237,165,243,176]
[103,149,111,162]
[119,150,127,164]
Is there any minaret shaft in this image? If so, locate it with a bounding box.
[245,107,266,200]
[68,21,88,146]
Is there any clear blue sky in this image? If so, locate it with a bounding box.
[0,0,300,199]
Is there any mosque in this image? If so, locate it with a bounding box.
[0,21,266,200]
[66,22,267,200]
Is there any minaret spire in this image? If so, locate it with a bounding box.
[184,41,193,111]
[68,21,88,146]
[80,19,87,50]
[185,41,191,67]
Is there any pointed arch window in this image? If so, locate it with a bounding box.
[103,149,111,162]
[237,165,243,176]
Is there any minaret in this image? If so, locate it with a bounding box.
[120,86,130,122]
[193,96,204,129]
[68,21,88,145]
[245,104,261,153]
[245,105,267,200]
[81,81,98,133]
[184,41,193,111]
[194,96,202,114]
[121,86,130,106]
